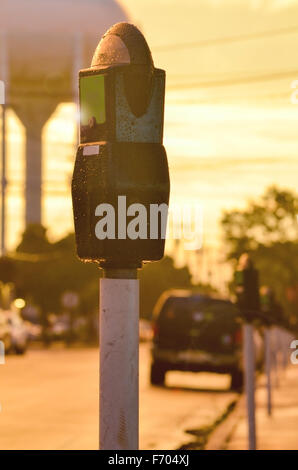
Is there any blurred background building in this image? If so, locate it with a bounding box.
[0,0,298,298]
[0,0,127,235]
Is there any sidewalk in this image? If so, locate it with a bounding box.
[227,364,298,450]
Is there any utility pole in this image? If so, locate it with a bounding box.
[72,32,83,144]
[72,22,170,450]
[0,32,8,256]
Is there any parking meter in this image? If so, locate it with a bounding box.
[72,22,170,270]
[235,253,260,318]
[234,253,259,449]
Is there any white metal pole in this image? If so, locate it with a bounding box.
[264,328,272,416]
[282,330,287,369]
[281,330,289,370]
[273,327,280,388]
[243,323,256,450]
[99,269,139,450]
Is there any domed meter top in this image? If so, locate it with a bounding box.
[79,22,164,144]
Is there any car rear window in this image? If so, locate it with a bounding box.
[158,297,238,329]
[155,296,240,350]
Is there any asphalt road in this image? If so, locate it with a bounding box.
[0,345,237,450]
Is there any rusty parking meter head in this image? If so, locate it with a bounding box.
[90,22,154,117]
[72,23,170,270]
[234,253,260,316]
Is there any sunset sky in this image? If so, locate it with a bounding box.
[3,0,298,288]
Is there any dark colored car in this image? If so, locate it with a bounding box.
[150,290,263,390]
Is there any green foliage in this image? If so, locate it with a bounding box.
[16,224,53,254]
[221,186,298,326]
[221,186,298,259]
[139,256,193,319]
[14,225,99,316]
[10,225,205,323]
[0,256,16,283]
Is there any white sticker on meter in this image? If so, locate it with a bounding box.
[83,145,99,156]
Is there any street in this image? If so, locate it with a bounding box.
[0,344,237,450]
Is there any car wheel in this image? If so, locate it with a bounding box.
[150,361,166,386]
[15,345,27,355]
[2,334,12,354]
[230,369,244,391]
[15,340,28,355]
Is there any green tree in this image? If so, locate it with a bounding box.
[14,225,98,316]
[13,225,215,332]
[140,256,194,319]
[221,186,298,326]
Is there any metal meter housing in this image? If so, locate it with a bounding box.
[72,23,170,269]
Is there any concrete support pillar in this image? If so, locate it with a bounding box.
[25,122,43,225]
[0,32,8,254]
[12,98,58,226]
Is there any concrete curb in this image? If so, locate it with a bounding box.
[205,395,245,450]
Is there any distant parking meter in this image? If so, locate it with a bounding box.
[234,253,260,319]
[72,22,170,270]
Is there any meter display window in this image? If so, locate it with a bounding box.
[80,74,106,143]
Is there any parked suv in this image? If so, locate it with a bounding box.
[7,312,29,354]
[0,310,29,355]
[150,290,263,390]
[0,310,13,353]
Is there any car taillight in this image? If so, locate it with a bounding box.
[234,328,243,346]
[152,322,159,339]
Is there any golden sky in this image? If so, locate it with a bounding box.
[119,0,298,248]
[4,0,298,271]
